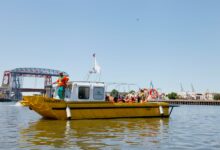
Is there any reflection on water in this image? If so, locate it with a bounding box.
[1,103,220,150]
[20,118,169,149]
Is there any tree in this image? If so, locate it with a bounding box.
[167,92,178,100]
[110,89,119,98]
[213,94,220,100]
[129,90,136,94]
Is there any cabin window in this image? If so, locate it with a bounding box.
[65,84,72,99]
[78,86,90,99]
[93,87,105,100]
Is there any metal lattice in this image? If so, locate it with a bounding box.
[1,68,69,101]
[11,68,68,77]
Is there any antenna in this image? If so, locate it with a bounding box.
[149,81,154,89]
[191,84,195,93]
[86,53,101,81]
[180,83,184,92]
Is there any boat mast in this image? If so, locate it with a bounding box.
[86,53,101,81]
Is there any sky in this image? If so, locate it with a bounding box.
[0,0,220,93]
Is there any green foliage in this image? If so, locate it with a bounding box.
[110,89,119,98]
[213,94,220,100]
[129,90,136,94]
[167,92,178,100]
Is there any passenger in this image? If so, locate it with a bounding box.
[143,88,149,102]
[139,89,146,103]
[118,95,124,103]
[125,96,129,103]
[125,94,133,103]
[137,95,141,103]
[113,97,118,103]
[108,96,115,102]
[122,96,125,103]
[131,96,135,103]
[53,72,69,99]
[105,95,110,102]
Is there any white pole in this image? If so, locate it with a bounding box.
[66,106,71,119]
[93,53,96,73]
[159,106,164,115]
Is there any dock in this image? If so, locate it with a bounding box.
[0,98,13,102]
[149,100,220,105]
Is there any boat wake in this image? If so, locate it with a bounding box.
[14,102,22,107]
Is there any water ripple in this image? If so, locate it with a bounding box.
[0,103,220,149]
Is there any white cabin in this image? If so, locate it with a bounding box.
[54,81,106,102]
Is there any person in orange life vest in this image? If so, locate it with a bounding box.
[53,72,69,99]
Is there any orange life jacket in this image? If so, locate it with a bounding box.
[56,76,69,87]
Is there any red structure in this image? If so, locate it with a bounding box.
[0,68,68,101]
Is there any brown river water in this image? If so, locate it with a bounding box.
[0,102,220,150]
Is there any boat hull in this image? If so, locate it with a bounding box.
[22,96,171,120]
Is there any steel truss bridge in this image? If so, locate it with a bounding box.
[0,68,68,101]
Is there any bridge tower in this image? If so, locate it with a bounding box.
[0,68,68,101]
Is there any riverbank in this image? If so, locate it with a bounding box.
[0,98,13,102]
[150,99,220,105]
[1,98,220,105]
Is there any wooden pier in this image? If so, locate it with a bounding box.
[149,100,220,105]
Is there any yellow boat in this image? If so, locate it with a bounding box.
[21,81,176,120]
